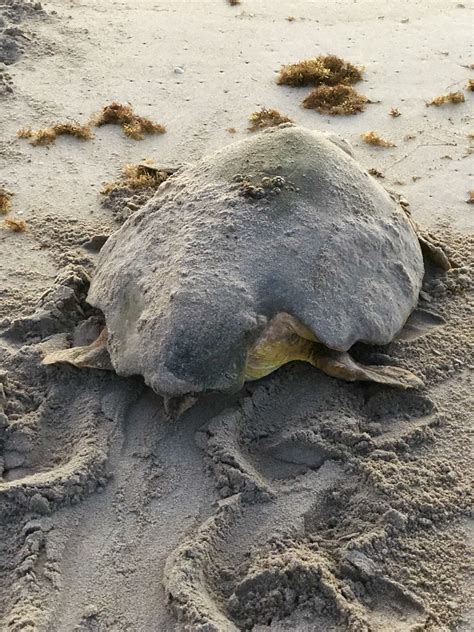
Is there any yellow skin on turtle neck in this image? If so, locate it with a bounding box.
[245,312,422,389]
[245,313,318,381]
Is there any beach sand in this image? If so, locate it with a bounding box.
[0,1,472,630]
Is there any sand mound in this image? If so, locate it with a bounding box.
[0,1,48,66]
[0,0,53,99]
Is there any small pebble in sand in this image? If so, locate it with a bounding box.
[29,493,51,515]
[368,168,384,178]
[383,509,409,530]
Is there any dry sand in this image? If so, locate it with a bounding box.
[0,1,473,631]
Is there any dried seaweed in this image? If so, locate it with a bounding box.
[17,122,93,146]
[101,162,171,195]
[277,55,362,88]
[92,102,166,140]
[302,85,367,115]
[53,123,94,140]
[4,217,26,232]
[0,188,13,215]
[361,131,396,147]
[427,91,465,107]
[389,108,401,117]
[248,108,293,131]
[466,79,474,91]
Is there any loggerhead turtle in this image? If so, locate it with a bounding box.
[43,125,447,406]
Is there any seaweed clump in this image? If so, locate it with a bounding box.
[277,55,362,88]
[0,188,13,214]
[427,91,465,107]
[248,108,293,131]
[466,79,474,91]
[17,122,93,146]
[303,85,367,115]
[277,55,367,117]
[4,217,26,232]
[361,132,396,147]
[93,102,166,140]
[101,162,175,223]
[101,163,172,195]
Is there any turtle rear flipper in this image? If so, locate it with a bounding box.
[397,195,452,271]
[417,232,451,271]
[396,308,445,341]
[312,348,423,389]
[42,327,113,371]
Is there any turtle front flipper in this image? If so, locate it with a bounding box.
[395,307,445,341]
[396,195,451,270]
[310,347,423,390]
[417,231,451,271]
[42,327,113,371]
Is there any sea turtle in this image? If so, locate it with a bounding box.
[43,125,447,407]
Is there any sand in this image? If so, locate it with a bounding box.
[0,1,472,631]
